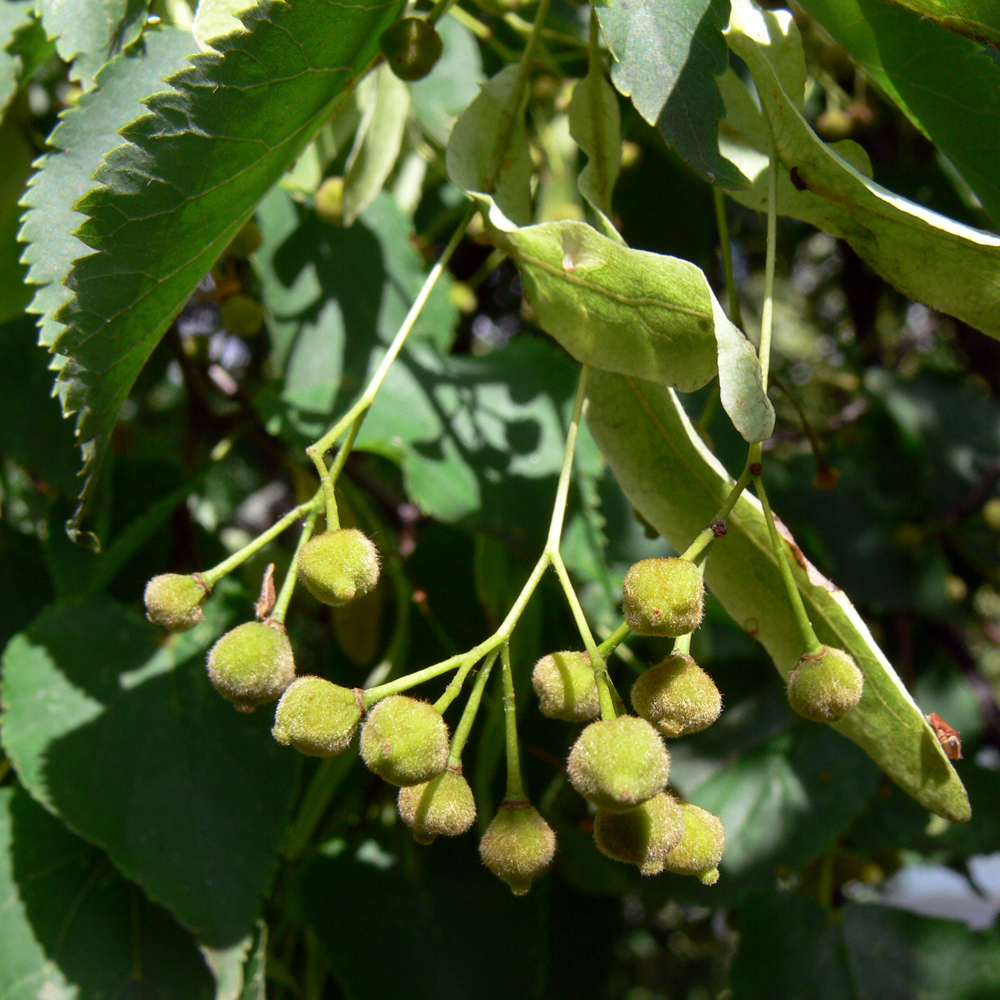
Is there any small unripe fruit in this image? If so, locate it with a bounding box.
[479,802,556,895]
[220,294,265,338]
[315,177,344,226]
[144,573,209,632]
[567,716,670,812]
[225,220,262,259]
[630,654,722,737]
[272,676,363,756]
[379,17,443,82]
[359,695,449,785]
[622,557,704,637]
[593,793,684,875]
[786,646,864,723]
[207,621,295,712]
[398,769,476,844]
[662,802,725,884]
[297,528,380,607]
[531,651,599,722]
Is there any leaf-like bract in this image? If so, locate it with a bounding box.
[568,63,621,234]
[585,369,970,822]
[43,0,404,542]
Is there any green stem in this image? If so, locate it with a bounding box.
[546,365,589,553]
[426,0,459,26]
[500,643,527,802]
[751,464,823,656]
[362,652,466,707]
[447,649,499,768]
[269,508,320,625]
[672,632,692,656]
[551,551,616,720]
[200,490,324,589]
[597,621,632,660]
[308,202,475,462]
[713,187,744,331]
[282,753,355,860]
[759,150,778,388]
[680,456,754,563]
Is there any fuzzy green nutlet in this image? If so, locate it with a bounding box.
[225,220,262,259]
[397,769,476,844]
[593,793,684,875]
[567,716,670,812]
[662,801,725,884]
[479,803,556,896]
[631,654,722,737]
[531,650,599,722]
[379,17,443,81]
[315,177,344,226]
[359,695,449,786]
[297,528,380,607]
[144,573,209,632]
[220,294,265,338]
[786,645,864,723]
[207,620,295,712]
[622,557,704,637]
[272,676,363,756]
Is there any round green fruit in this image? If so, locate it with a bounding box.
[531,650,599,722]
[359,695,449,786]
[207,620,295,712]
[225,220,262,259]
[144,573,209,632]
[630,654,722,737]
[786,645,864,723]
[567,716,670,812]
[397,769,476,844]
[479,802,556,896]
[297,528,380,607]
[272,676,363,756]
[220,294,265,338]
[379,17,442,82]
[662,801,725,885]
[622,557,704,637]
[593,792,684,875]
[315,176,344,226]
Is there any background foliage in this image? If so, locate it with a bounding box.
[1,0,999,997]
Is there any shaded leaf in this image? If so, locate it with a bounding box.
[0,1,38,114]
[720,0,1000,341]
[446,64,533,225]
[871,0,1000,49]
[0,116,34,324]
[35,0,149,89]
[47,0,405,540]
[0,785,215,999]
[0,596,300,946]
[596,0,746,187]
[342,63,410,226]
[585,370,969,821]
[568,63,621,229]
[302,838,548,1000]
[492,218,774,442]
[798,0,1000,226]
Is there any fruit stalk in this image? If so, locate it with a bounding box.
[269,508,320,624]
[500,643,527,802]
[447,649,500,769]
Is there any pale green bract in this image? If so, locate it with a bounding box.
[585,369,970,823]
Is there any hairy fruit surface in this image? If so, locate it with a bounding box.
[359,695,449,785]
[787,645,864,723]
[297,528,380,607]
[567,716,670,812]
[398,770,476,844]
[622,557,704,637]
[662,802,725,884]
[593,792,684,875]
[479,803,556,895]
[207,621,295,712]
[379,17,443,81]
[144,573,209,632]
[631,654,722,737]
[531,650,599,721]
[272,676,363,756]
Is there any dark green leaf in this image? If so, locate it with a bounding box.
[0,596,300,946]
[0,785,215,999]
[301,838,549,1000]
[0,117,34,324]
[35,0,149,88]
[799,0,1000,226]
[867,0,1000,49]
[47,0,404,540]
[0,1,36,113]
[596,0,746,187]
